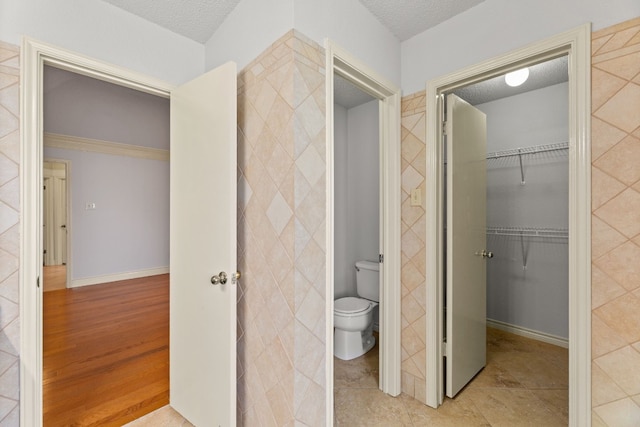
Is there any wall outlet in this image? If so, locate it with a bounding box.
[85,202,96,210]
[410,188,422,206]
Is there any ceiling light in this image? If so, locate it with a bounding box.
[505,68,530,87]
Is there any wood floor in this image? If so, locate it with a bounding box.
[43,265,67,292]
[43,274,169,426]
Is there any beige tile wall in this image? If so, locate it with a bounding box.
[0,41,21,426]
[6,15,640,427]
[398,16,640,426]
[400,92,427,404]
[590,16,640,427]
[236,30,327,426]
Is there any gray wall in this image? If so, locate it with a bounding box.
[334,104,351,298]
[333,100,379,299]
[476,82,569,339]
[44,66,169,149]
[43,66,170,283]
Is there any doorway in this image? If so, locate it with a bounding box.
[20,40,174,426]
[332,73,382,411]
[22,39,238,426]
[325,41,402,421]
[440,55,570,411]
[40,64,171,424]
[425,24,591,425]
[42,159,69,292]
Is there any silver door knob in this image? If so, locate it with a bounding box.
[475,250,494,258]
[210,271,227,285]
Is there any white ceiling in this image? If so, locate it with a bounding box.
[101,0,244,43]
[334,56,569,109]
[358,0,485,41]
[453,56,568,105]
[98,0,567,108]
[100,0,486,44]
[334,75,376,109]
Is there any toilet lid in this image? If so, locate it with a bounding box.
[335,297,371,314]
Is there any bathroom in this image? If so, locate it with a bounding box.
[332,74,381,362]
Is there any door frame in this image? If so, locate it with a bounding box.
[324,40,402,422]
[424,24,591,426]
[42,158,71,288]
[20,37,174,426]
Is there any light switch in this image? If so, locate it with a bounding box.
[410,188,421,206]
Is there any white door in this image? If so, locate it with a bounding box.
[446,94,487,398]
[170,62,237,426]
[43,162,67,266]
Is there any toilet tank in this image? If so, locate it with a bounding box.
[355,260,380,302]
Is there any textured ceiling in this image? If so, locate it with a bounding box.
[100,0,486,44]
[453,56,569,106]
[359,0,485,41]
[334,75,376,109]
[97,0,564,108]
[335,56,569,110]
[101,0,243,43]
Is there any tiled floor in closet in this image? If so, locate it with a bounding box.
[334,327,568,426]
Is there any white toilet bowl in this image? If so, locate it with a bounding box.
[334,296,378,360]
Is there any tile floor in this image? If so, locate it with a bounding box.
[334,327,568,426]
[122,406,193,427]
[124,327,568,426]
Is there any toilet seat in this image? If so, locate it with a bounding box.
[335,297,372,315]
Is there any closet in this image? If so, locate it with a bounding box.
[478,80,569,344]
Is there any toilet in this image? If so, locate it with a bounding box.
[334,260,379,360]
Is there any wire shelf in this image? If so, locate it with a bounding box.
[486,226,568,239]
[486,142,569,184]
[486,226,568,269]
[486,142,569,160]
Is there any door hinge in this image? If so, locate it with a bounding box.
[379,254,383,263]
[442,121,447,135]
[37,276,40,288]
[442,341,447,357]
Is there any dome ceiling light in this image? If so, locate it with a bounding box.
[505,68,530,87]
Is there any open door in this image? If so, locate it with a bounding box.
[43,161,67,267]
[170,62,237,425]
[445,94,487,398]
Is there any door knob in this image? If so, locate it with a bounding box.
[475,250,494,258]
[211,271,241,285]
[211,271,227,285]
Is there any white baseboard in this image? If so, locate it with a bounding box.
[487,318,569,349]
[70,267,169,288]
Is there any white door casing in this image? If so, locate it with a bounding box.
[324,40,402,422]
[445,94,487,398]
[425,24,591,426]
[170,62,238,426]
[21,38,238,426]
